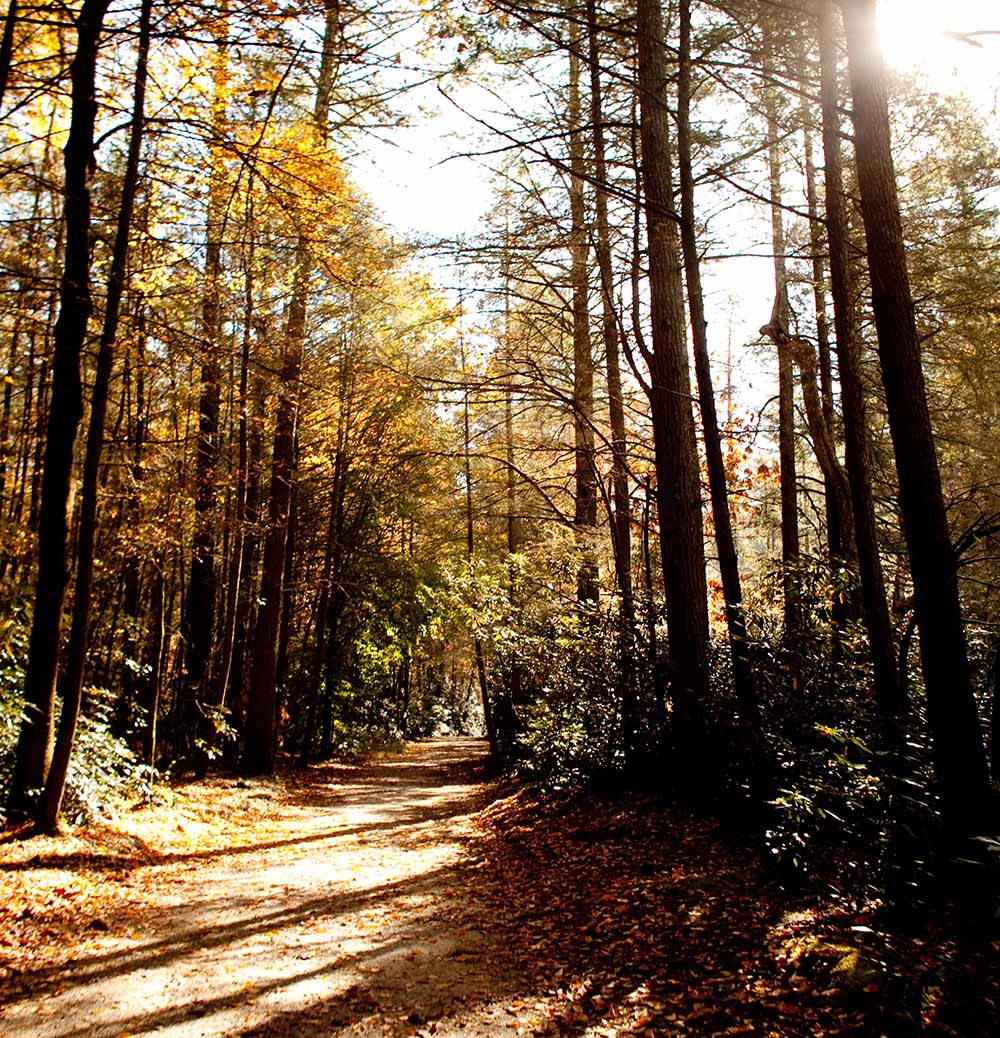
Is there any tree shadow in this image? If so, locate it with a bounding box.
[0,738,913,1037]
[2,738,492,875]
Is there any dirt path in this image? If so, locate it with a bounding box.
[4,739,996,1038]
[1,738,521,1038]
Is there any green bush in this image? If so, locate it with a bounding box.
[1,609,154,823]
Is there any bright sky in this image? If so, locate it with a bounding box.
[346,2,1000,555]
[352,1,1000,245]
[879,0,1000,105]
[347,65,499,245]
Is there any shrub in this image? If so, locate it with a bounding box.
[1,612,154,824]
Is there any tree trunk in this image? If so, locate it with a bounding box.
[678,0,756,725]
[762,58,800,640]
[275,457,299,703]
[140,558,165,769]
[586,0,636,757]
[992,638,1000,781]
[636,0,712,763]
[299,485,338,764]
[210,192,257,732]
[179,23,228,772]
[243,253,305,774]
[227,372,267,725]
[0,0,18,112]
[8,0,112,815]
[800,93,848,572]
[817,0,900,742]
[585,0,630,614]
[118,297,149,723]
[460,330,498,760]
[243,0,339,774]
[37,0,151,831]
[568,25,597,604]
[0,312,22,554]
[843,0,992,837]
[757,323,858,573]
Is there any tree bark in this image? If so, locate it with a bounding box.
[210,182,257,736]
[37,0,151,831]
[243,0,339,774]
[799,95,848,572]
[636,0,712,759]
[843,0,991,836]
[460,331,497,760]
[140,558,165,768]
[179,19,227,772]
[817,0,900,741]
[243,252,305,774]
[678,0,756,725]
[0,0,18,112]
[586,0,636,756]
[8,0,112,814]
[568,23,598,604]
[762,54,801,640]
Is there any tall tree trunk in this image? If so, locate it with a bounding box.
[118,323,143,720]
[37,0,152,831]
[7,0,112,814]
[568,24,597,604]
[762,58,801,640]
[992,638,1000,781]
[300,338,351,764]
[502,256,519,600]
[0,314,21,524]
[677,0,756,725]
[275,454,298,702]
[843,0,992,837]
[244,1,340,774]
[800,97,846,570]
[140,558,165,768]
[299,486,338,764]
[586,0,636,757]
[460,331,497,760]
[227,372,266,723]
[817,0,899,741]
[0,0,17,112]
[0,188,45,583]
[243,248,306,774]
[210,199,254,725]
[636,0,712,766]
[179,20,227,772]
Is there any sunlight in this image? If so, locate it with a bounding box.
[877,0,999,93]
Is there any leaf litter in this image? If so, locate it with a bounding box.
[1,738,997,1037]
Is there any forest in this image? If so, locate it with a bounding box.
[1,0,999,1033]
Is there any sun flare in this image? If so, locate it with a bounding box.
[877,0,999,93]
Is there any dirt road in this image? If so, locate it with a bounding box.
[7,738,992,1037]
[1,739,522,1038]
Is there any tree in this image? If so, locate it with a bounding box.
[177,14,228,773]
[243,0,341,775]
[37,0,153,832]
[567,16,598,605]
[636,0,713,771]
[816,0,899,744]
[760,27,800,641]
[677,0,756,728]
[8,0,113,814]
[842,0,992,838]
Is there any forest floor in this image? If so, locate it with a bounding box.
[1,737,997,1038]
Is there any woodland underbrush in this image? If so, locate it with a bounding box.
[0,609,155,826]
[484,562,1000,933]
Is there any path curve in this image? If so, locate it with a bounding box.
[1,738,519,1038]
